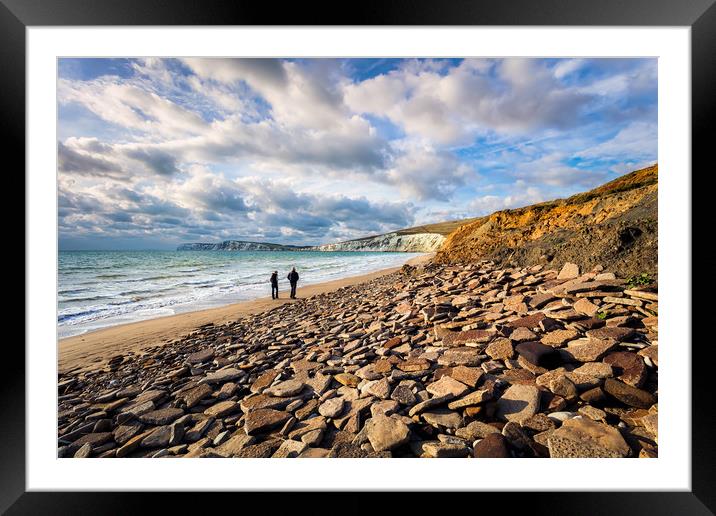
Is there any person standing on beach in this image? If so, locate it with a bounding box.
[287,267,299,299]
[270,271,279,299]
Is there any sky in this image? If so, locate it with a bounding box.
[57,57,657,250]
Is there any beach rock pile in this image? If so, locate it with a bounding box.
[57,261,658,458]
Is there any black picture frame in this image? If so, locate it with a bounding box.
[6,0,714,513]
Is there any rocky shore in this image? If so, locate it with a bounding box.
[58,260,658,459]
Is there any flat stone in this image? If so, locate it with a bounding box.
[199,368,243,385]
[264,379,305,397]
[486,338,514,361]
[541,329,580,347]
[371,400,400,418]
[182,384,212,408]
[638,345,658,367]
[603,378,656,408]
[391,385,416,405]
[574,298,599,316]
[74,443,92,458]
[318,397,345,418]
[422,409,463,429]
[438,348,481,367]
[138,408,184,426]
[510,327,538,342]
[586,327,636,342]
[473,433,510,458]
[69,432,112,454]
[496,384,540,423]
[141,425,172,448]
[515,341,558,367]
[362,378,391,399]
[423,442,470,458]
[244,409,292,435]
[508,312,547,329]
[250,370,280,393]
[215,433,256,457]
[397,358,431,372]
[447,389,492,409]
[455,421,500,440]
[384,336,403,349]
[442,329,495,347]
[113,422,143,445]
[240,393,293,412]
[603,352,647,387]
[203,400,239,418]
[334,373,361,387]
[573,362,614,378]
[549,375,578,402]
[563,338,618,362]
[426,376,470,399]
[557,262,580,280]
[186,348,214,364]
[365,415,411,451]
[272,439,307,458]
[547,418,630,458]
[448,365,484,388]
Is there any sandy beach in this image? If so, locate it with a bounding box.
[59,254,432,373]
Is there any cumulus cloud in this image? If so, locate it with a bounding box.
[57,57,657,248]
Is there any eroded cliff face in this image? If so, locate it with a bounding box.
[312,232,445,253]
[434,165,658,278]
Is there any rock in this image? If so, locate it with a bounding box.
[318,397,345,418]
[510,327,538,342]
[603,352,647,387]
[455,421,500,440]
[74,443,92,458]
[557,262,580,280]
[603,378,656,408]
[422,409,463,429]
[426,376,470,399]
[423,442,470,458]
[515,341,558,367]
[442,329,495,347]
[138,408,184,426]
[391,385,417,405]
[204,400,239,418]
[264,379,305,397]
[563,339,618,362]
[113,422,143,445]
[638,345,658,367]
[365,415,411,451]
[371,400,400,418]
[448,366,484,388]
[182,384,212,408]
[186,348,214,364]
[496,384,540,423]
[549,375,578,402]
[362,378,391,399]
[541,329,579,348]
[334,373,361,387]
[586,327,636,342]
[447,389,492,409]
[141,425,173,448]
[573,298,599,316]
[199,368,243,385]
[250,370,280,393]
[244,409,292,435]
[486,338,514,361]
[473,433,510,458]
[272,439,307,458]
[547,418,630,458]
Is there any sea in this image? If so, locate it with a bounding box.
[58,250,422,338]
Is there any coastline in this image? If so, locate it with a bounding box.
[59,253,432,373]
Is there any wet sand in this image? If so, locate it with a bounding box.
[59,254,432,373]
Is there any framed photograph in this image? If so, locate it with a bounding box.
[9,0,713,512]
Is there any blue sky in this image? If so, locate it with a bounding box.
[57,58,657,250]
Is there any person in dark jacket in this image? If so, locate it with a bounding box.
[270,271,279,299]
[287,267,299,299]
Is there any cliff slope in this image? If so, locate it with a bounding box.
[434,165,658,279]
